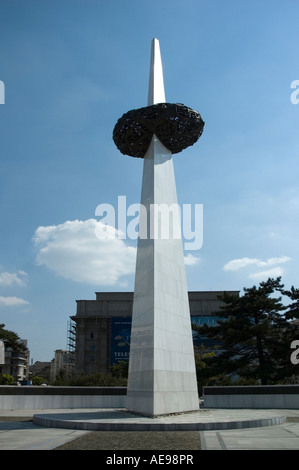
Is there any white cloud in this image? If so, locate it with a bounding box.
[255,256,291,268]
[223,258,259,271]
[33,219,201,284]
[0,296,29,307]
[223,255,291,282]
[0,270,28,287]
[249,267,284,281]
[33,219,136,286]
[224,256,291,271]
[184,254,200,266]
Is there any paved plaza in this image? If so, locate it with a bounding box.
[1,408,299,450]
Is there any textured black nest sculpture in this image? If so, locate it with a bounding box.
[113,103,205,158]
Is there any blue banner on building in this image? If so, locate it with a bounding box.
[110,318,131,366]
[110,315,220,365]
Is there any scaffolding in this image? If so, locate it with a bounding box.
[66,319,76,374]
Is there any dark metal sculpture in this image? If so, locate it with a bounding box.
[113,103,205,158]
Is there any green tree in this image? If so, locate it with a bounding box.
[194,345,221,395]
[198,277,299,385]
[69,372,127,386]
[110,360,128,379]
[0,324,27,353]
[0,373,14,385]
[282,286,299,321]
[31,376,46,385]
[51,371,127,386]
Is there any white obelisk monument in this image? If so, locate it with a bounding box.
[126,39,199,416]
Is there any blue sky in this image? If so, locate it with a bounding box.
[0,0,299,363]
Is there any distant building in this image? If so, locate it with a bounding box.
[30,361,51,383]
[70,290,239,375]
[0,339,29,384]
[50,349,74,382]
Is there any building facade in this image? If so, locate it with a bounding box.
[30,361,51,383]
[71,290,238,375]
[0,339,30,384]
[50,349,74,383]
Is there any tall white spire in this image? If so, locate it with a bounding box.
[147,38,166,105]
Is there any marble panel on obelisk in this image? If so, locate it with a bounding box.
[113,38,204,416]
[0,340,4,365]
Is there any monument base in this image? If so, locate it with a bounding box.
[126,370,199,417]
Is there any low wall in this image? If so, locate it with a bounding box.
[203,385,299,409]
[0,386,127,410]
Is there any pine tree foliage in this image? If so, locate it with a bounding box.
[196,278,299,385]
[0,324,27,353]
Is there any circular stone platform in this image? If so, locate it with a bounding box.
[33,408,286,431]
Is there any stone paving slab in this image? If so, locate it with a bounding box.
[199,409,299,450]
[0,420,89,450]
[200,422,299,450]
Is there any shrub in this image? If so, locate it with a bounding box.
[0,373,14,385]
